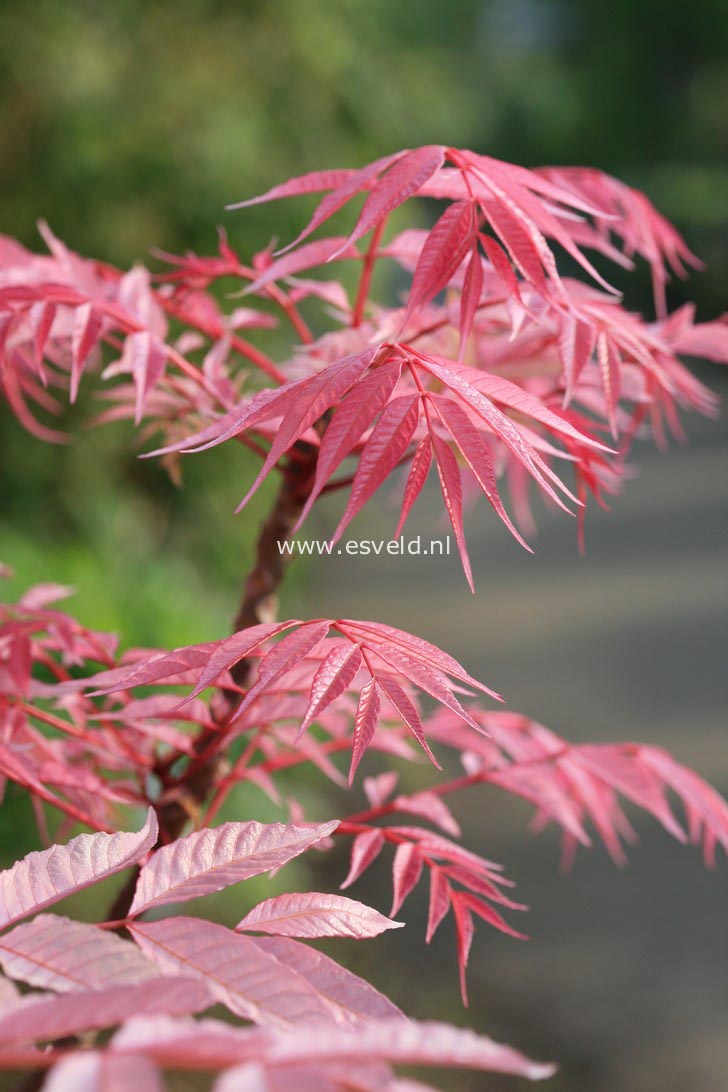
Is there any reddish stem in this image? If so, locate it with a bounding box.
[352,220,386,326]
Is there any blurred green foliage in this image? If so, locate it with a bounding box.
[1,0,726,642]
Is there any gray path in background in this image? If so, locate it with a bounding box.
[307,412,728,1092]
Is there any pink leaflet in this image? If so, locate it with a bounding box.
[391,843,424,916]
[410,350,578,512]
[40,1052,164,1092]
[465,363,609,450]
[109,1015,554,1080]
[124,332,168,425]
[131,918,338,1029]
[299,642,363,735]
[349,679,381,782]
[237,892,402,940]
[237,622,332,718]
[338,619,497,697]
[85,643,220,696]
[426,868,451,943]
[129,820,338,916]
[433,396,530,550]
[363,771,399,809]
[340,830,385,889]
[330,394,420,545]
[391,793,461,839]
[234,348,382,512]
[459,243,484,357]
[0,810,157,930]
[276,154,405,255]
[131,917,393,1030]
[0,914,157,993]
[227,169,358,209]
[250,936,403,1024]
[186,622,298,700]
[28,300,54,378]
[430,425,474,591]
[377,676,440,769]
[395,435,432,536]
[404,199,475,322]
[0,976,209,1047]
[596,331,621,438]
[479,233,522,301]
[342,146,446,251]
[558,312,596,402]
[367,639,482,732]
[294,360,402,530]
[244,237,360,296]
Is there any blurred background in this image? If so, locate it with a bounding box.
[0,2,726,1089]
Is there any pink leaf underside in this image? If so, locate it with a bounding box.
[0,977,209,1047]
[41,1052,164,1092]
[0,914,157,992]
[237,892,403,939]
[130,918,400,1029]
[0,810,157,931]
[129,820,339,916]
[109,1015,555,1081]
